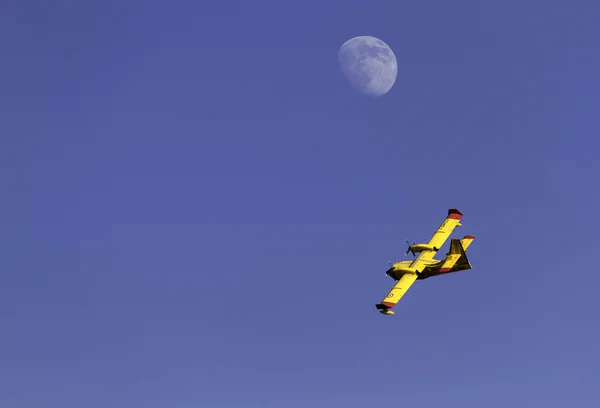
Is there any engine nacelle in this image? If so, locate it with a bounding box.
[388,263,419,280]
[409,243,438,253]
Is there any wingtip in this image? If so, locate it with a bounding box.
[375,303,396,315]
[375,302,395,309]
[464,235,476,239]
[448,208,463,220]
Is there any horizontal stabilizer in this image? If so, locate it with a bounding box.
[461,235,476,251]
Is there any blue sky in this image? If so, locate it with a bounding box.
[1,1,599,407]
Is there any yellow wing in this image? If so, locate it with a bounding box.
[409,208,464,270]
[375,273,418,314]
[375,209,465,315]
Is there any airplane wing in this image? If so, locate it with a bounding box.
[421,208,464,257]
[375,273,418,315]
[375,209,464,315]
[408,208,464,268]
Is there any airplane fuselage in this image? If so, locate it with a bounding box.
[385,258,467,281]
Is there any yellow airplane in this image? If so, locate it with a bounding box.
[375,208,476,316]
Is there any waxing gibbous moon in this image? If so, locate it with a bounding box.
[338,36,398,97]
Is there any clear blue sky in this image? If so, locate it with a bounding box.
[2,1,599,407]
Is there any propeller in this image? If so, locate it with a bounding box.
[404,239,416,257]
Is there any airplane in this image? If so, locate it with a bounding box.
[375,208,476,316]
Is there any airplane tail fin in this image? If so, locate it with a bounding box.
[418,235,476,279]
[438,236,474,272]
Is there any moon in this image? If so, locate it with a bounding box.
[338,36,398,97]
